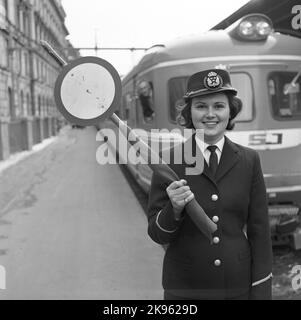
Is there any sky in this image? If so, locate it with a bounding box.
[61,0,250,76]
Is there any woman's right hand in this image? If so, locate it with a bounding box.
[166,180,195,220]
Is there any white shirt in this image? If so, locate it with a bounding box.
[195,135,225,165]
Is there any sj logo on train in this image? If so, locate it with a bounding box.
[0,265,6,290]
[249,133,283,146]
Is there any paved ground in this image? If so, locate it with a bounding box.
[0,127,164,300]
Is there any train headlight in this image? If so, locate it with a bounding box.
[256,21,273,37]
[239,21,255,37]
[228,14,274,41]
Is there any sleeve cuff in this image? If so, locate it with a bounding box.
[252,273,273,287]
[156,202,183,233]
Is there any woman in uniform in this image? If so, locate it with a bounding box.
[147,69,273,300]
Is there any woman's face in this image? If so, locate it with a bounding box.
[191,93,230,144]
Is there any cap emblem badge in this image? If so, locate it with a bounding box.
[204,72,223,90]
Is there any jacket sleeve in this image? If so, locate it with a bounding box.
[247,152,273,300]
[147,172,184,245]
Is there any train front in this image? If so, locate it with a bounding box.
[224,14,301,250]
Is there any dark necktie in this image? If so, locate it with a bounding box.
[207,146,218,177]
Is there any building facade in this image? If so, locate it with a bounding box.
[0,0,77,160]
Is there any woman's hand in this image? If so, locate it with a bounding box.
[166,180,195,220]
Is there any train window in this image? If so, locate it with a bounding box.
[126,94,132,120]
[230,73,253,122]
[137,80,155,123]
[121,94,132,120]
[269,72,301,120]
[169,77,189,123]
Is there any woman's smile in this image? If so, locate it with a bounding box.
[202,121,219,127]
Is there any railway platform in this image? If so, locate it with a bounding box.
[0,127,164,300]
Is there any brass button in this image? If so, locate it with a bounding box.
[214,259,222,267]
[212,195,219,202]
[212,216,219,223]
[213,237,220,244]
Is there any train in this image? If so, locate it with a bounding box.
[102,13,301,250]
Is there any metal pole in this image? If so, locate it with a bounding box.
[40,41,68,67]
[94,29,99,57]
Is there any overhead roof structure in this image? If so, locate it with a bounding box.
[212,0,301,39]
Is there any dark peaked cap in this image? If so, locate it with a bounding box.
[184,69,238,101]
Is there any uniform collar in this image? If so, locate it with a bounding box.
[195,135,225,154]
[185,135,240,183]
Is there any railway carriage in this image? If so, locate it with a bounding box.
[112,14,301,249]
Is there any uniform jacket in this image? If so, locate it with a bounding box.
[147,136,273,300]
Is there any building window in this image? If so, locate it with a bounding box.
[0,36,8,68]
[13,47,21,74]
[42,97,45,117]
[22,9,29,36]
[35,57,39,79]
[24,52,29,76]
[35,17,40,41]
[16,0,29,33]
[31,95,35,116]
[8,88,15,120]
[20,90,26,117]
[0,0,8,28]
[38,96,41,117]
[26,93,31,116]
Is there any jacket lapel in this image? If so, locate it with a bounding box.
[183,135,240,184]
[203,160,215,182]
[215,137,240,182]
[183,135,216,184]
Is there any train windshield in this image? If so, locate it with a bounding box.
[229,73,253,122]
[168,73,253,123]
[269,72,301,120]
